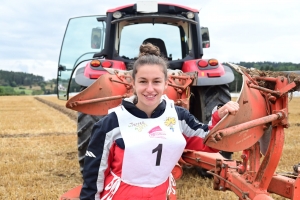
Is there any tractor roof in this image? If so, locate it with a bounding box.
[107,3,199,13]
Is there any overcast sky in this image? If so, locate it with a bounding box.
[1,0,300,80]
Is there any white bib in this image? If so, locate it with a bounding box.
[113,95,186,187]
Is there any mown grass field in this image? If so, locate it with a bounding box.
[0,95,299,200]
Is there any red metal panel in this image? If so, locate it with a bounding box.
[66,73,132,115]
[60,185,81,200]
[204,69,268,152]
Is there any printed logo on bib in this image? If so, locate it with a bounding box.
[164,117,176,132]
[128,121,147,132]
[148,126,166,139]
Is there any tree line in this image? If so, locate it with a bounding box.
[0,70,44,87]
[238,61,300,71]
[0,70,58,96]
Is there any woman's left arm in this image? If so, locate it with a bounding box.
[208,101,239,130]
[217,101,239,119]
[177,101,239,152]
[177,107,217,152]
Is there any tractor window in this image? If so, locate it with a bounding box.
[118,24,184,60]
[57,16,106,100]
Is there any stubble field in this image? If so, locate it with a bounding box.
[0,95,299,200]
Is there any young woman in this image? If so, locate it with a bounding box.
[80,43,239,200]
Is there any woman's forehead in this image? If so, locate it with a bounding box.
[136,64,164,72]
[136,66,164,77]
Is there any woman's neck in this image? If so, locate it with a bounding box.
[136,105,154,118]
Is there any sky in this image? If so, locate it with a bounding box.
[1,0,300,80]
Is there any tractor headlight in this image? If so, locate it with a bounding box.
[186,12,194,19]
[113,11,122,19]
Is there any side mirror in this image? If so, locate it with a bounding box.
[91,28,102,49]
[58,64,66,76]
[58,64,66,71]
[201,27,210,48]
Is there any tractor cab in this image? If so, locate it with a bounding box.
[57,2,213,100]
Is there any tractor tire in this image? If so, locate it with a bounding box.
[190,84,232,178]
[191,84,232,158]
[190,84,231,124]
[76,86,104,175]
[77,112,103,174]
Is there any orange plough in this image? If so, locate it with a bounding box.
[61,66,300,200]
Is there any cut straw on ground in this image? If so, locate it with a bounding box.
[0,96,299,199]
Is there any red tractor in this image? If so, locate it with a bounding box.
[57,1,234,174]
[58,2,300,200]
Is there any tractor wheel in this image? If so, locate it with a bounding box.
[190,84,231,124]
[77,112,103,174]
[76,86,103,175]
[190,84,232,176]
[190,84,232,178]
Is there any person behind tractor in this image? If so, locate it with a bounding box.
[79,43,239,200]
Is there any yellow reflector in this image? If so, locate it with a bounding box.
[208,59,218,66]
[90,60,101,67]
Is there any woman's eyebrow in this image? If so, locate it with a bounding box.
[137,77,163,80]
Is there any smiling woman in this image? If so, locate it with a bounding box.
[131,43,168,117]
[133,64,167,117]
[79,43,239,200]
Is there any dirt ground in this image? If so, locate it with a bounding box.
[1,95,299,199]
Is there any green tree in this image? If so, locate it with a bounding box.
[10,81,17,87]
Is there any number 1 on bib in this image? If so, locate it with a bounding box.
[152,144,163,166]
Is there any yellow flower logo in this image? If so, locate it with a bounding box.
[165,117,176,126]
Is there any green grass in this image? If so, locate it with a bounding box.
[0,86,47,96]
[14,87,33,95]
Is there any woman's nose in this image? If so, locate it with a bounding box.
[146,83,154,91]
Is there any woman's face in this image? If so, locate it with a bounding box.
[133,64,168,115]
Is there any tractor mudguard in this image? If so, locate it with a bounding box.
[196,65,234,86]
[75,60,127,87]
[75,67,97,87]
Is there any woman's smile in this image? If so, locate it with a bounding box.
[133,64,167,116]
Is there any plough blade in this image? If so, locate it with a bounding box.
[66,73,133,115]
[204,65,268,152]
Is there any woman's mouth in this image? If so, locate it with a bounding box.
[143,94,157,100]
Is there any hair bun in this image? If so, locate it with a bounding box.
[139,43,160,57]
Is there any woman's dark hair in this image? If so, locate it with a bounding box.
[132,43,168,81]
[131,43,168,104]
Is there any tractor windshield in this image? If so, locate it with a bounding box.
[57,16,106,100]
[116,20,191,61]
